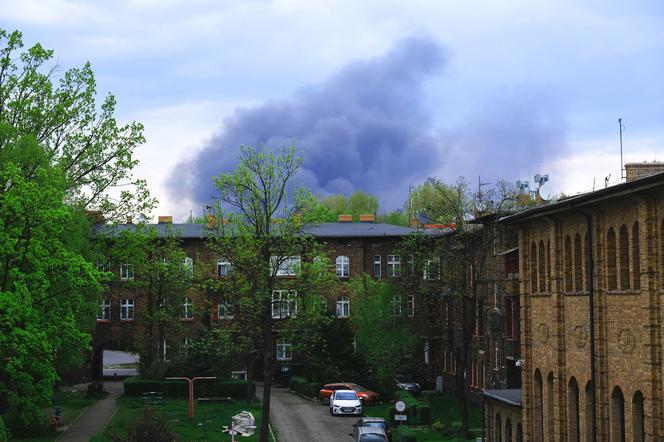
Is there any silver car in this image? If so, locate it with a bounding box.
[350,426,388,442]
[330,389,363,416]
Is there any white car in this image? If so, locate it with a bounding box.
[330,389,363,416]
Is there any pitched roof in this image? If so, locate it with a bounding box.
[93,222,448,239]
[482,389,522,407]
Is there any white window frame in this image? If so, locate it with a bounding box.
[424,340,430,365]
[120,299,134,321]
[407,295,415,317]
[276,340,292,360]
[97,299,111,321]
[387,255,401,277]
[423,258,440,280]
[162,338,169,358]
[97,261,109,272]
[312,295,327,313]
[120,263,134,280]
[336,296,350,318]
[271,256,301,276]
[272,290,297,319]
[180,297,194,320]
[218,300,234,319]
[335,255,350,277]
[392,295,402,317]
[373,255,382,277]
[217,258,233,277]
[183,256,193,273]
[408,255,415,276]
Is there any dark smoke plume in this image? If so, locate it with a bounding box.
[168,36,448,210]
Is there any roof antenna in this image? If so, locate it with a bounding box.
[605,174,611,188]
[619,118,625,181]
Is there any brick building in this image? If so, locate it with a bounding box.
[502,165,664,442]
[91,216,444,380]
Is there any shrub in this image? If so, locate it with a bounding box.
[417,403,432,425]
[288,376,306,395]
[430,420,443,433]
[0,416,9,442]
[123,378,248,399]
[112,407,177,442]
[305,382,322,398]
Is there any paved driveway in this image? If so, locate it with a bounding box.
[257,385,359,442]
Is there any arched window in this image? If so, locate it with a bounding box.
[584,232,591,292]
[633,391,644,442]
[495,413,502,442]
[505,418,513,442]
[530,242,538,293]
[619,225,630,289]
[538,241,546,293]
[534,370,544,442]
[336,296,350,318]
[585,381,594,442]
[607,228,617,290]
[632,222,641,290]
[336,255,349,277]
[546,373,555,439]
[546,240,552,292]
[516,423,523,442]
[568,377,580,442]
[564,235,573,292]
[183,256,193,273]
[611,386,626,442]
[574,234,583,291]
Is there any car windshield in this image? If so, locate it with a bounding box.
[364,422,386,429]
[359,435,387,442]
[350,384,368,392]
[335,392,357,400]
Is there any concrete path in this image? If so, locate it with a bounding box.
[256,385,359,442]
[57,381,123,442]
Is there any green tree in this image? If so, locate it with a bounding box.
[208,144,336,442]
[349,275,417,394]
[105,226,194,378]
[406,178,461,224]
[319,191,379,221]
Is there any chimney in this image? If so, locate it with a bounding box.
[85,210,105,224]
[206,214,216,228]
[158,216,173,224]
[338,214,353,223]
[126,216,133,224]
[625,161,664,182]
[359,214,376,223]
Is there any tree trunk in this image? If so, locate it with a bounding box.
[259,329,274,442]
[246,355,256,405]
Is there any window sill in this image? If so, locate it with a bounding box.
[120,319,134,322]
[179,318,194,322]
[607,289,640,295]
[218,317,234,320]
[276,358,292,362]
[336,316,350,320]
[96,319,111,323]
[120,278,134,282]
[563,291,589,296]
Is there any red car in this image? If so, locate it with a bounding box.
[319,383,379,405]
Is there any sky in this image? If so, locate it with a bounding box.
[2,0,664,220]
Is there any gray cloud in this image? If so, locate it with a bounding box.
[168,36,448,210]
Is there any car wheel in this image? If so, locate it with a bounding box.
[322,397,330,405]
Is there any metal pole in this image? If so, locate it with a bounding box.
[619,118,624,181]
[166,376,216,420]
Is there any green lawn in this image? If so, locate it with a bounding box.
[362,392,481,441]
[11,390,106,442]
[90,396,262,442]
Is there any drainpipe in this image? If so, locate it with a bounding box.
[584,212,597,442]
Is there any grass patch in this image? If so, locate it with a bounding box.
[90,396,262,442]
[362,392,481,441]
[11,390,107,442]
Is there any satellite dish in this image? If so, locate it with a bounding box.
[540,183,553,200]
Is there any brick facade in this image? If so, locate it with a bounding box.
[506,172,664,442]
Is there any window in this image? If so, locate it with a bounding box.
[619,225,630,289]
[272,256,301,276]
[217,258,233,277]
[276,340,292,360]
[312,295,327,313]
[607,228,617,290]
[120,299,134,320]
[387,255,401,277]
[218,301,234,319]
[97,299,111,321]
[574,235,582,291]
[408,255,415,276]
[97,261,109,272]
[632,222,641,290]
[564,236,572,292]
[424,340,430,365]
[530,242,538,292]
[162,339,169,358]
[538,241,546,292]
[392,295,402,317]
[423,258,440,280]
[272,290,297,319]
[568,378,580,442]
[183,256,193,273]
[336,296,350,318]
[352,337,357,352]
[335,255,349,277]
[120,263,134,280]
[180,297,194,320]
[373,255,381,277]
[407,295,415,317]
[611,386,626,442]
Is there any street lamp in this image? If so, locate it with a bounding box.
[166,376,216,419]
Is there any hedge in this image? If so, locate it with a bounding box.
[305,382,322,398]
[0,416,8,442]
[123,378,248,399]
[287,376,321,399]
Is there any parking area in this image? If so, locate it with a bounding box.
[258,385,359,442]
